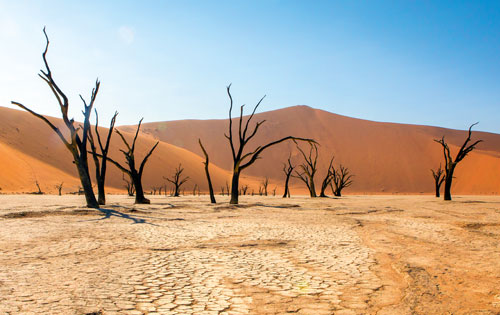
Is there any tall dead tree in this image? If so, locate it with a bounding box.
[12,28,99,208]
[225,84,315,204]
[293,143,319,197]
[88,110,118,205]
[319,157,335,197]
[199,139,216,203]
[164,164,189,197]
[434,123,482,201]
[282,154,295,198]
[331,165,353,197]
[431,164,445,198]
[99,119,159,204]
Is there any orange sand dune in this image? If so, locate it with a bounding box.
[0,107,262,194]
[119,105,500,194]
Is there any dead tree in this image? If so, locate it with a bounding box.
[164,164,189,197]
[434,123,482,201]
[241,185,249,195]
[431,164,446,198]
[282,154,295,198]
[88,110,118,205]
[122,173,135,196]
[55,182,63,196]
[99,119,159,204]
[225,84,315,204]
[293,143,319,197]
[331,165,353,197]
[319,157,335,197]
[12,28,99,208]
[261,177,269,196]
[198,139,216,203]
[34,180,43,194]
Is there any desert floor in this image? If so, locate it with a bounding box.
[0,195,499,315]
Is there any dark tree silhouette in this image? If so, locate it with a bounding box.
[55,182,63,196]
[12,28,99,208]
[88,110,118,205]
[319,157,335,197]
[282,154,295,198]
[261,177,269,196]
[198,139,216,203]
[164,163,189,197]
[98,119,159,204]
[293,143,319,197]
[331,165,353,197]
[225,84,314,204]
[434,123,482,201]
[122,173,135,196]
[431,164,446,198]
[34,181,43,195]
[241,185,249,196]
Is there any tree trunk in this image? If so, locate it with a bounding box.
[319,181,329,197]
[204,163,216,204]
[132,171,150,204]
[75,158,99,208]
[97,161,109,205]
[309,178,317,198]
[230,170,240,204]
[97,177,106,205]
[443,170,453,201]
[282,174,291,198]
[435,183,440,198]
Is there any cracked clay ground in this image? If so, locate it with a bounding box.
[0,195,499,315]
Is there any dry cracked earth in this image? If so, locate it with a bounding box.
[0,195,499,315]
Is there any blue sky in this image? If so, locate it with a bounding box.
[1,1,499,133]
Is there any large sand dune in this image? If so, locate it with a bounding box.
[0,107,262,194]
[119,105,500,194]
[1,105,499,194]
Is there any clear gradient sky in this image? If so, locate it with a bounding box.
[1,1,499,133]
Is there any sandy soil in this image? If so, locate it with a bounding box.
[0,195,499,315]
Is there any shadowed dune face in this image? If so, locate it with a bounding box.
[1,105,499,194]
[119,105,500,194]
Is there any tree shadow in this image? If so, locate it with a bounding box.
[82,208,158,225]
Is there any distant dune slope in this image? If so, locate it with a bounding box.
[118,105,500,194]
[0,107,262,194]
